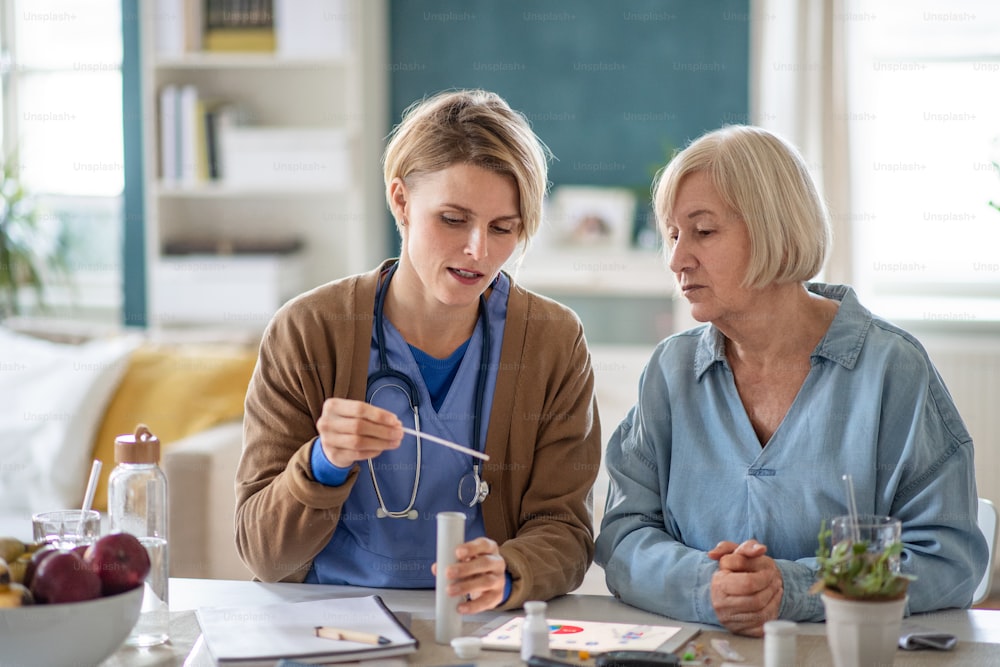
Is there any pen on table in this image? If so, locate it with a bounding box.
[314,626,391,645]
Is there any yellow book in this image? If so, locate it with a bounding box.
[203,28,275,52]
[195,97,210,182]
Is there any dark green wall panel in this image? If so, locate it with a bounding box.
[390,0,750,193]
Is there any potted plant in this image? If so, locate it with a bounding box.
[810,518,915,667]
[0,152,67,318]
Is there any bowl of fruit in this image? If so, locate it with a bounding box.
[0,532,151,667]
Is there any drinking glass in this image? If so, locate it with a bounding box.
[831,514,902,573]
[31,509,101,549]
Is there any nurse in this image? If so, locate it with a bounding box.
[235,89,602,612]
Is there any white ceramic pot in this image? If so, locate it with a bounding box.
[822,592,907,667]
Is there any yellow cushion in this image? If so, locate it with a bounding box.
[89,344,257,511]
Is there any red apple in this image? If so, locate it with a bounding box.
[84,532,151,595]
[30,550,102,603]
[22,544,59,589]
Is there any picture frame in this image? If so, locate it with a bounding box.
[545,185,637,250]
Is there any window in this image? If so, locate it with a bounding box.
[1,0,123,320]
[845,0,1000,324]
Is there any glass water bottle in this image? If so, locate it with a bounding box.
[108,423,170,647]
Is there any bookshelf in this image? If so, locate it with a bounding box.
[139,0,388,329]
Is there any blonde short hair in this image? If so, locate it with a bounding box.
[382,89,550,246]
[652,125,831,288]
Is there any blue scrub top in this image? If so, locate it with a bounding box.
[305,273,509,587]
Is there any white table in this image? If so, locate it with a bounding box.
[100,578,1000,666]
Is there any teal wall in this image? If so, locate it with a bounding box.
[390,0,750,193]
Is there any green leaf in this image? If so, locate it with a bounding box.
[0,148,69,318]
[812,519,916,600]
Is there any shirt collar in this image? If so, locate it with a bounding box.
[692,282,873,378]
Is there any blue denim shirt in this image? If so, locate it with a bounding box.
[595,283,988,625]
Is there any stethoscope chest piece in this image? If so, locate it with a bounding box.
[458,469,490,507]
[375,506,418,520]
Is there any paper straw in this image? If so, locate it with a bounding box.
[81,460,102,513]
[78,459,102,537]
[842,474,860,543]
[400,426,490,461]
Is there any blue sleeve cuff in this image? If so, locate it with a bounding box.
[502,571,512,604]
[310,437,353,487]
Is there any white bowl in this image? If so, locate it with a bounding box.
[0,586,143,667]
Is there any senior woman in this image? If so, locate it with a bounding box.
[594,125,988,636]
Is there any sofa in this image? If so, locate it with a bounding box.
[0,322,259,580]
[0,319,651,589]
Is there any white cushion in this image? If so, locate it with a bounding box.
[0,328,140,514]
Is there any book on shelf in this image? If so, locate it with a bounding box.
[154,0,203,55]
[157,83,199,183]
[158,82,348,189]
[203,27,276,52]
[177,83,201,183]
[201,98,243,180]
[158,84,179,184]
[203,0,276,52]
[152,0,352,58]
[159,84,248,186]
[195,594,417,666]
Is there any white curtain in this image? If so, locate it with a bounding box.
[749,0,853,285]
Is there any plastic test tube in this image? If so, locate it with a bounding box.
[764,620,797,667]
[435,511,465,644]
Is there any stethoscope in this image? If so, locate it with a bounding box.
[365,263,491,520]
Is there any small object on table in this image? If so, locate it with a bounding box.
[763,620,797,667]
[679,640,707,663]
[528,656,580,667]
[595,649,682,667]
[451,636,483,659]
[522,600,552,660]
[898,621,958,650]
[710,637,745,661]
[314,625,391,645]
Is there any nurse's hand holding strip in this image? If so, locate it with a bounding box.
[316,397,404,468]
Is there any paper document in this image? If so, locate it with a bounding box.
[478,616,696,654]
[196,594,417,665]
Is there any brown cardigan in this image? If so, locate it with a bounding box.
[235,261,602,608]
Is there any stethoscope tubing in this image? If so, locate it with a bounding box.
[365,263,491,517]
